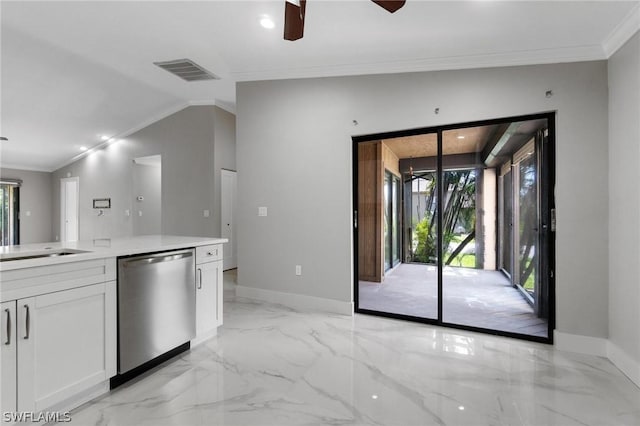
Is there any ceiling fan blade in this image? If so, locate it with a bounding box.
[284,0,306,41]
[372,0,406,13]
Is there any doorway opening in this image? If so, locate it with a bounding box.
[132,155,162,236]
[353,113,555,342]
[60,176,79,242]
[221,169,237,271]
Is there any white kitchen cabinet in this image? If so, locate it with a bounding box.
[194,244,223,344]
[17,282,116,412]
[1,301,17,423]
[0,258,116,417]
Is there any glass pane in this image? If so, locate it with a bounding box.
[384,172,391,271]
[391,175,400,266]
[409,172,438,264]
[357,135,438,320]
[501,171,513,276]
[441,123,547,338]
[518,150,538,299]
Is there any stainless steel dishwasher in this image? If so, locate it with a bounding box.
[117,249,195,375]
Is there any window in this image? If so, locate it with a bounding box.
[0,179,21,246]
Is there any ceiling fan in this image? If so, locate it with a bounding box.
[284,0,406,41]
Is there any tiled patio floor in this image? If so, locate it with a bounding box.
[359,263,548,338]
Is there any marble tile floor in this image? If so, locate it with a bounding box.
[64,277,640,425]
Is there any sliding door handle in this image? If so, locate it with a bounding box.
[23,304,30,340]
[4,309,10,345]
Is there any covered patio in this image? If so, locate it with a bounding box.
[358,263,548,337]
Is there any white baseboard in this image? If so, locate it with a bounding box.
[51,381,109,415]
[607,341,640,388]
[554,330,608,357]
[235,285,353,316]
[555,330,640,389]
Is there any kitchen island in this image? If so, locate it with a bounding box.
[0,235,226,422]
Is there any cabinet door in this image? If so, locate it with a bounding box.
[1,301,17,421]
[17,282,116,412]
[195,260,222,338]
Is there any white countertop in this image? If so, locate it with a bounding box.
[0,235,228,271]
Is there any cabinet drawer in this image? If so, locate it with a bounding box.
[196,245,222,264]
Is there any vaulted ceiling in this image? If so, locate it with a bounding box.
[1,1,638,171]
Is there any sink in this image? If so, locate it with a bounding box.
[0,249,90,262]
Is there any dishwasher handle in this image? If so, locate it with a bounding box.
[121,249,194,267]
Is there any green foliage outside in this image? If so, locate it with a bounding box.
[410,170,477,267]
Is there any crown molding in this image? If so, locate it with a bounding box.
[602,3,640,58]
[0,163,53,173]
[231,45,607,82]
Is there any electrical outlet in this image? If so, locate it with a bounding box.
[258,207,268,217]
[295,265,302,276]
[204,210,210,217]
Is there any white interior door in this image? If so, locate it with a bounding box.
[60,177,79,242]
[221,170,237,270]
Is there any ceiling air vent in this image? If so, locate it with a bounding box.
[153,59,220,82]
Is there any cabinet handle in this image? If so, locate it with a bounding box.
[4,309,10,345]
[197,268,203,290]
[23,304,30,340]
[207,251,214,256]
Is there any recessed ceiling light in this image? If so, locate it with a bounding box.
[100,135,109,141]
[80,146,88,151]
[260,17,275,29]
[457,135,465,139]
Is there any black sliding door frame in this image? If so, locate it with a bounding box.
[352,112,556,344]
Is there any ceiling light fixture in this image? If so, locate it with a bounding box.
[100,135,109,141]
[80,146,88,151]
[260,16,275,29]
[457,135,465,139]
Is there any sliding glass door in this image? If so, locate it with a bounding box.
[354,113,554,342]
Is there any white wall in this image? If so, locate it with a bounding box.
[0,168,52,243]
[608,31,640,384]
[236,61,609,338]
[52,105,235,241]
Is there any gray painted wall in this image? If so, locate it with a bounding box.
[0,167,52,243]
[52,105,236,241]
[236,61,609,339]
[608,32,640,365]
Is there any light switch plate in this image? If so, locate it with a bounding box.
[204,210,210,217]
[258,207,268,217]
